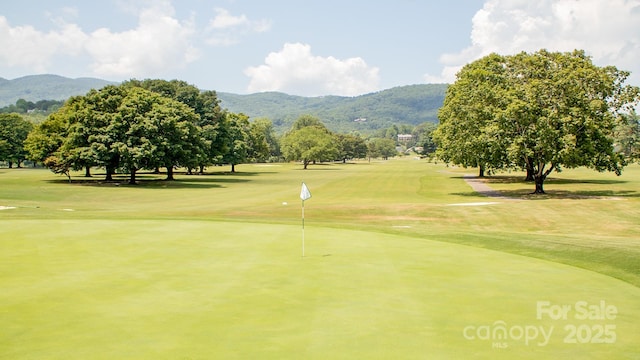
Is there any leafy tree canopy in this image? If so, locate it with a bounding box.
[27,85,203,184]
[281,115,339,169]
[0,113,33,167]
[434,49,640,193]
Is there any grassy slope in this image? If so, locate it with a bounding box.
[1,159,639,358]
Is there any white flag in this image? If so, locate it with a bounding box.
[300,182,312,201]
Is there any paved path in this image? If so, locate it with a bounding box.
[463,175,519,200]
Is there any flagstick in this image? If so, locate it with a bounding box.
[300,181,311,258]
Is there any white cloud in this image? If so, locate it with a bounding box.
[0,1,199,79]
[245,43,380,96]
[0,16,86,71]
[426,0,640,85]
[85,2,199,77]
[205,8,271,46]
[208,8,249,29]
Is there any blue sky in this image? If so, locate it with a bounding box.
[1,0,639,96]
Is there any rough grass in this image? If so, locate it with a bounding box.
[1,159,639,358]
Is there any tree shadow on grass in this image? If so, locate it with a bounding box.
[484,175,628,186]
[452,189,640,200]
[44,170,261,189]
[452,175,638,200]
[190,171,273,177]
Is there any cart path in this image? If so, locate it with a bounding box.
[463,175,519,201]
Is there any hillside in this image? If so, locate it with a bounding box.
[0,75,114,107]
[218,84,446,133]
[0,74,446,133]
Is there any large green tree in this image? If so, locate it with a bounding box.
[435,49,639,193]
[27,85,201,184]
[221,112,250,173]
[123,79,226,174]
[0,113,33,168]
[24,108,72,171]
[367,138,397,160]
[615,110,640,163]
[115,88,201,182]
[249,118,279,162]
[281,116,338,169]
[433,53,511,177]
[335,133,367,162]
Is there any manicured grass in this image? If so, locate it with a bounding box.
[1,159,639,358]
[2,220,639,359]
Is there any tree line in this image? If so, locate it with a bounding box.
[3,49,639,192]
[19,79,284,184]
[1,79,420,183]
[0,99,65,114]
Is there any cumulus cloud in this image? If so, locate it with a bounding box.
[85,2,199,77]
[0,16,86,72]
[0,1,198,79]
[245,43,380,96]
[425,0,640,84]
[205,8,271,46]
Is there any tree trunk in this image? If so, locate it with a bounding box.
[524,158,535,181]
[166,166,175,181]
[85,166,92,177]
[525,167,534,181]
[8,161,13,168]
[303,159,309,169]
[199,165,205,174]
[532,175,546,194]
[105,166,114,181]
[478,166,485,178]
[231,163,236,173]
[129,168,137,185]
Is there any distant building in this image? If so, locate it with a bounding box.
[397,134,412,142]
[354,117,367,122]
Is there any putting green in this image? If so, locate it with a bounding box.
[1,220,638,359]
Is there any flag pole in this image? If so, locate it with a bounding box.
[302,198,305,257]
[300,182,311,258]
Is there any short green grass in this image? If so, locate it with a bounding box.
[1,159,639,359]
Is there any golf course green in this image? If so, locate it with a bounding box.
[1,158,639,359]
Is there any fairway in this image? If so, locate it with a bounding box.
[1,159,639,358]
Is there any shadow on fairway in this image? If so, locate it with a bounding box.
[451,174,637,200]
[450,174,628,185]
[452,189,640,200]
[188,171,273,177]
[292,167,343,171]
[485,175,628,186]
[44,171,263,189]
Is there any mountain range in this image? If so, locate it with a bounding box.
[0,74,115,106]
[0,74,446,133]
